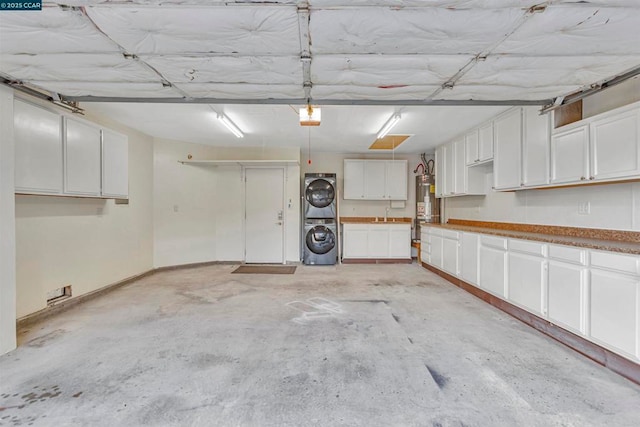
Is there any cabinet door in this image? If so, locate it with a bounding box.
[479,245,507,297]
[101,129,128,198]
[342,225,369,258]
[443,143,454,196]
[465,129,479,165]
[548,260,585,334]
[389,225,411,258]
[435,145,444,198]
[478,122,494,162]
[14,100,63,194]
[343,160,365,199]
[522,106,550,187]
[453,138,467,195]
[590,108,640,181]
[550,125,589,184]
[367,225,389,258]
[442,237,459,276]
[493,108,522,190]
[590,269,639,358]
[430,235,443,269]
[64,117,101,196]
[385,160,408,200]
[508,252,545,315]
[364,160,386,199]
[460,233,479,285]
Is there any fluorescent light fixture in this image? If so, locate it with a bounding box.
[217,113,244,138]
[376,113,401,139]
[299,106,321,126]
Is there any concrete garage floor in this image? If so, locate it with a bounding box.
[1,264,640,427]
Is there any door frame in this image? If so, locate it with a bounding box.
[243,166,287,264]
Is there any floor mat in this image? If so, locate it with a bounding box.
[232,265,296,274]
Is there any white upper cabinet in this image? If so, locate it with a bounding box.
[435,145,444,198]
[550,124,590,184]
[14,99,129,199]
[551,101,640,186]
[522,106,550,187]
[64,117,102,196]
[453,138,467,195]
[465,129,479,165]
[385,160,408,200]
[14,100,63,194]
[478,122,494,162]
[343,159,365,199]
[363,160,387,199]
[102,129,129,199]
[466,123,493,166]
[343,159,407,200]
[493,107,523,190]
[589,106,640,181]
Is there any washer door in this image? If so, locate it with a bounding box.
[305,179,335,209]
[305,226,336,254]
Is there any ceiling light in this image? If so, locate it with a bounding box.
[300,105,321,126]
[376,114,401,139]
[216,113,244,138]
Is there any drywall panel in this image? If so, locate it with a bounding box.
[215,166,244,262]
[0,86,16,355]
[153,138,218,268]
[15,106,154,318]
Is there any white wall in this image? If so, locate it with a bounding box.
[0,86,16,355]
[153,142,301,266]
[14,102,155,318]
[444,77,640,231]
[301,151,427,220]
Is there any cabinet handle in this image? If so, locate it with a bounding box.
[580,176,586,181]
[589,176,595,180]
[475,159,480,163]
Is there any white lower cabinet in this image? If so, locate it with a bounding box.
[442,232,460,276]
[342,224,369,258]
[430,233,443,270]
[479,236,507,297]
[343,223,410,260]
[460,232,479,285]
[422,230,640,363]
[508,252,546,315]
[590,269,639,358]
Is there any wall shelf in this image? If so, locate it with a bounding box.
[178,159,299,167]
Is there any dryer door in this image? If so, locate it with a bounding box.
[305,179,335,208]
[305,226,336,254]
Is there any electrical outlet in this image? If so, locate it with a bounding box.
[578,201,591,215]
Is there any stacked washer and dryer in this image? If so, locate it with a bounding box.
[302,173,338,265]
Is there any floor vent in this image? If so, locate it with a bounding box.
[46,285,72,305]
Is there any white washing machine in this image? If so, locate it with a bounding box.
[303,219,337,265]
[304,173,336,219]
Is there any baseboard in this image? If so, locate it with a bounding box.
[17,268,156,328]
[154,260,239,273]
[421,262,640,386]
[342,258,413,264]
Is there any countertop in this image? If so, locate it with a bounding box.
[421,219,640,255]
[340,216,413,224]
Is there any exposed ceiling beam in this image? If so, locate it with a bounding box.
[59,95,550,106]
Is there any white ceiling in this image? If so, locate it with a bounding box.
[1,0,639,153]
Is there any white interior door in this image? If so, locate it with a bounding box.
[245,168,285,264]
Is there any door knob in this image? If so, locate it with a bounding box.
[276,222,282,225]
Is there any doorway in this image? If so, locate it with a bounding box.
[244,168,285,264]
